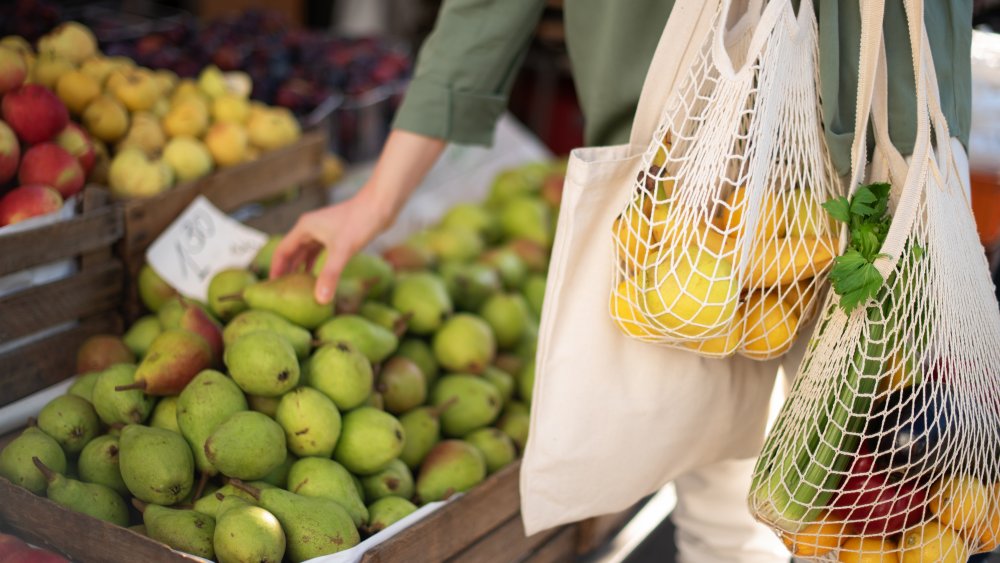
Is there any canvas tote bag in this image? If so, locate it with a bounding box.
[520,0,808,534]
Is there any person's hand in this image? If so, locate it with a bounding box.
[268,130,447,304]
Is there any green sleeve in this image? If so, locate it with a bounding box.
[817,0,972,176]
[391,0,547,146]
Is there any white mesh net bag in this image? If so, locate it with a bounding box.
[748,0,1000,560]
[608,0,844,360]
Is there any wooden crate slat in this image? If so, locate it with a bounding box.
[521,527,577,563]
[0,262,122,344]
[575,509,635,555]
[0,313,121,407]
[0,477,199,563]
[448,514,562,563]
[0,206,121,276]
[361,461,523,563]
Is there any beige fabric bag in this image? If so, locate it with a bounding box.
[520,0,804,535]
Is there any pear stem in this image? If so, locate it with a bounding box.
[228,479,261,501]
[392,313,413,338]
[115,381,147,392]
[216,293,245,303]
[430,397,459,418]
[131,498,148,513]
[32,457,55,482]
[26,417,37,428]
[192,471,210,501]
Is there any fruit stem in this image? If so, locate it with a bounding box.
[131,498,148,513]
[228,479,261,501]
[32,457,55,482]
[392,313,413,338]
[115,381,147,392]
[430,397,459,418]
[216,293,244,303]
[192,471,210,501]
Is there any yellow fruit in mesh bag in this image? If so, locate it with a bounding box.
[739,291,800,359]
[610,279,649,338]
[652,208,736,259]
[786,188,836,237]
[683,307,743,356]
[781,511,845,557]
[642,246,739,338]
[781,279,817,315]
[613,205,653,268]
[838,537,899,563]
[745,235,837,289]
[900,521,969,563]
[977,484,1000,552]
[718,185,787,239]
[930,475,990,533]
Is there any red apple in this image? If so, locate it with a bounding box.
[19,143,84,198]
[0,45,27,95]
[0,119,19,184]
[1,85,69,145]
[1,547,70,563]
[0,185,63,227]
[54,123,95,175]
[0,534,29,560]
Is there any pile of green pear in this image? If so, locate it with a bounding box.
[0,161,564,563]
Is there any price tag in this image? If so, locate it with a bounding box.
[146,196,269,301]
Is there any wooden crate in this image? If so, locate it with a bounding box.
[116,129,327,321]
[0,189,124,408]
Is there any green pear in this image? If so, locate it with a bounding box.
[224,331,300,397]
[331,275,374,315]
[360,459,413,503]
[397,401,454,470]
[499,196,552,246]
[119,424,194,505]
[365,496,417,534]
[33,457,128,526]
[415,440,486,503]
[494,354,525,380]
[243,273,333,329]
[381,242,435,271]
[67,371,102,403]
[78,435,128,496]
[140,501,215,559]
[178,370,248,476]
[464,428,517,474]
[478,247,528,290]
[193,481,275,517]
[223,310,311,359]
[287,458,368,527]
[315,315,398,364]
[487,165,545,207]
[333,407,404,475]
[522,274,547,320]
[213,498,286,563]
[260,451,296,488]
[208,269,256,320]
[149,396,180,433]
[390,272,452,335]
[247,394,281,418]
[157,297,214,329]
[425,226,484,262]
[479,293,531,350]
[127,329,213,395]
[519,362,535,404]
[395,338,439,388]
[497,402,530,451]
[482,366,515,405]
[324,252,394,299]
[138,264,177,312]
[366,392,385,410]
[440,203,501,244]
[37,395,100,455]
[230,480,360,561]
[432,313,496,374]
[205,411,286,480]
[516,320,539,366]
[376,357,426,415]
[123,315,162,358]
[0,427,67,494]
[359,301,410,335]
[506,239,549,274]
[275,387,341,457]
[250,235,282,276]
[92,364,154,425]
[439,261,503,312]
[307,342,372,411]
[431,375,502,437]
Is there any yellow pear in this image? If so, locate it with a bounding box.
[744,235,837,289]
[197,65,227,99]
[162,137,213,182]
[211,93,250,124]
[247,107,301,150]
[118,112,166,156]
[204,122,248,167]
[718,186,787,240]
[151,97,170,118]
[613,205,653,270]
[88,138,110,185]
[684,308,743,356]
[56,69,100,114]
[162,98,209,138]
[79,56,117,86]
[153,69,177,96]
[31,53,74,90]
[643,246,740,339]
[610,278,651,338]
[0,36,32,58]
[112,68,160,112]
[37,22,97,65]
[785,189,836,238]
[170,79,204,105]
[739,291,800,359]
[82,95,129,143]
[109,147,174,198]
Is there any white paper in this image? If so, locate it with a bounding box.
[145,196,269,302]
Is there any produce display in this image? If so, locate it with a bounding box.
[0,161,564,562]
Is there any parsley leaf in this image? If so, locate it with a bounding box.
[822,196,851,223]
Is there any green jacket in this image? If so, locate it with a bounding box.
[392,0,971,175]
